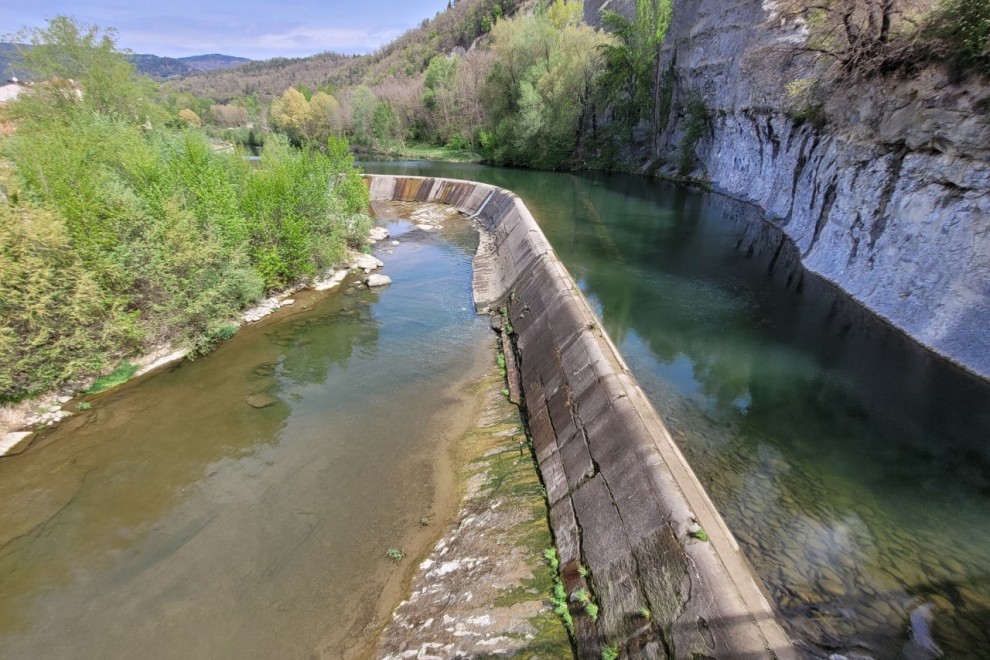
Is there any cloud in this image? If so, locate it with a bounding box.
[254,26,403,56]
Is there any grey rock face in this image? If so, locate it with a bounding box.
[656,0,990,379]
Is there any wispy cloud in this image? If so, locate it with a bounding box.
[254,26,404,56]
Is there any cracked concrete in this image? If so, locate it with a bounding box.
[367,174,796,659]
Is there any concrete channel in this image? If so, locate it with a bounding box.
[366,175,796,659]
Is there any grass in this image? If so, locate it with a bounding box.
[86,362,139,395]
[385,547,406,561]
[77,401,92,411]
[689,526,710,542]
[388,142,483,163]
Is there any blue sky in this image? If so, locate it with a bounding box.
[2,0,453,60]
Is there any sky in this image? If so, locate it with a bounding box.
[2,0,453,60]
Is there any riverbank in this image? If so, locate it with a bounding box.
[372,362,571,658]
[0,244,392,456]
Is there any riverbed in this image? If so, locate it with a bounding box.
[0,206,490,658]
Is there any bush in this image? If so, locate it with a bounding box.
[927,0,990,77]
[0,202,141,401]
[0,15,371,401]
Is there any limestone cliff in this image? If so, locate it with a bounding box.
[591,0,990,380]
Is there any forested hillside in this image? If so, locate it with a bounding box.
[0,18,371,402]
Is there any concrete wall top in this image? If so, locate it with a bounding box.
[366,174,795,659]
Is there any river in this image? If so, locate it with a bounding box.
[0,205,490,658]
[363,162,990,659]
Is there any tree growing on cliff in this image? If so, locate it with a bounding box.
[597,0,673,153]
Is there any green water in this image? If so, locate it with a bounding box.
[0,206,490,659]
[364,162,990,658]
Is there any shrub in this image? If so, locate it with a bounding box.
[927,0,990,76]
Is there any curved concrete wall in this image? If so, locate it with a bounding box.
[366,175,794,659]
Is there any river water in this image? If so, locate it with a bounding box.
[0,205,490,659]
[364,162,990,659]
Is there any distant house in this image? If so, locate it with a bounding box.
[0,77,25,104]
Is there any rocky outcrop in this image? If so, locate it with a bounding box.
[366,174,795,659]
[593,0,990,380]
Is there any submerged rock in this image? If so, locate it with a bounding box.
[245,393,279,409]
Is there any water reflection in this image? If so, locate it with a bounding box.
[364,162,990,657]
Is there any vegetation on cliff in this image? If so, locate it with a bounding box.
[0,17,370,402]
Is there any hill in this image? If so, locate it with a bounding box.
[0,43,249,82]
[178,54,252,72]
[169,0,530,102]
[130,53,251,80]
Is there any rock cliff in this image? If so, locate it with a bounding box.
[590,0,990,380]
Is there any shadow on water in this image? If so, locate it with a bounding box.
[364,161,990,657]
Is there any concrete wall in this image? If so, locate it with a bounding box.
[367,174,794,659]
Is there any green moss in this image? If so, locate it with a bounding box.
[86,362,139,394]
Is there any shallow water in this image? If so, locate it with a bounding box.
[364,162,990,658]
[0,207,490,659]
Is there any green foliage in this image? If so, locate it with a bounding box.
[0,202,141,401]
[0,18,371,401]
[927,0,990,76]
[598,0,673,130]
[78,401,92,410]
[784,78,827,126]
[543,547,560,571]
[481,1,610,168]
[689,526,710,542]
[87,362,139,394]
[602,645,620,660]
[385,547,406,561]
[11,16,163,124]
[550,577,575,634]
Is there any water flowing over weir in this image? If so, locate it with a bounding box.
[362,162,990,658]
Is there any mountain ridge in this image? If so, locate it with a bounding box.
[0,44,251,82]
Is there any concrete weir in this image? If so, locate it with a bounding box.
[366,175,795,659]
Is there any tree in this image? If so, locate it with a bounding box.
[773,0,932,75]
[210,103,248,127]
[423,55,459,141]
[348,85,380,147]
[598,0,673,148]
[269,87,311,142]
[481,0,609,168]
[12,15,160,123]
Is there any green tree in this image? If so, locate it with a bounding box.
[12,15,161,123]
[598,0,673,150]
[481,0,608,168]
[423,55,459,141]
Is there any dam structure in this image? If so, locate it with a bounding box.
[367,174,795,659]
